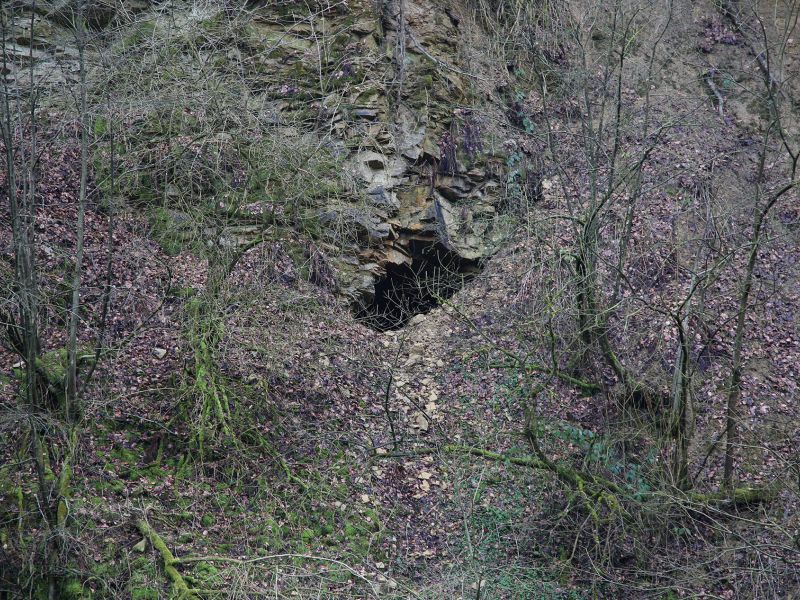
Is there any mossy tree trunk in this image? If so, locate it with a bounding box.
[65,20,90,423]
[186,281,235,453]
[185,236,270,453]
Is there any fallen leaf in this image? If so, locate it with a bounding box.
[414,412,430,432]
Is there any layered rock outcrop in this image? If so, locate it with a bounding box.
[249,0,508,309]
[4,0,510,318]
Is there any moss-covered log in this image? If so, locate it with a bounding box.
[688,485,778,508]
[136,520,197,599]
[383,444,625,499]
[381,444,778,513]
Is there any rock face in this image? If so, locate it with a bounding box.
[5,0,509,320]
[248,0,509,312]
[2,1,152,87]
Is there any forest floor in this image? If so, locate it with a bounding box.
[1,129,797,598]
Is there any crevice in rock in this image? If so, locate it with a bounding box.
[355,237,481,331]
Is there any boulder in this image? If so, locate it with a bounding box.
[366,186,400,212]
[244,0,508,311]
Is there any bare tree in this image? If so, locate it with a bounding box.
[721,3,799,489]
[1,0,40,412]
[64,5,90,421]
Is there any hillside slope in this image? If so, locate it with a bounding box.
[1,1,798,598]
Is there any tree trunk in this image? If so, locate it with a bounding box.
[65,21,89,421]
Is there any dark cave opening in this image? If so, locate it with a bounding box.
[357,239,481,331]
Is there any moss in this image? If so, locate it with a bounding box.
[130,587,159,600]
[89,561,115,582]
[119,20,157,52]
[93,116,108,136]
[201,514,215,527]
[189,561,222,588]
[199,13,226,33]
[33,581,49,600]
[214,493,231,510]
[102,539,118,561]
[119,465,139,480]
[142,464,167,481]
[689,485,778,507]
[747,97,772,121]
[300,528,317,543]
[35,348,68,388]
[131,556,153,572]
[169,286,198,299]
[111,447,139,464]
[19,346,94,408]
[150,207,190,257]
[343,523,358,539]
[362,508,382,532]
[61,580,86,599]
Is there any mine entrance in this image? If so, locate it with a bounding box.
[357,240,481,331]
